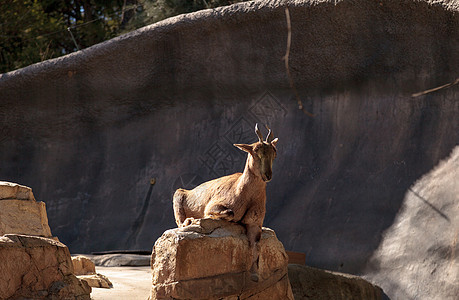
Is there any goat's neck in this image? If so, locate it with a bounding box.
[237,154,265,192]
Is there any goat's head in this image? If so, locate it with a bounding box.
[234,124,278,182]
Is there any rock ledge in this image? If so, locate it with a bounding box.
[150,218,293,299]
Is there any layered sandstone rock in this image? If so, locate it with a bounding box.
[72,255,113,288]
[288,264,383,300]
[77,273,112,289]
[150,218,293,300]
[0,234,91,299]
[0,181,52,238]
[72,255,96,275]
[0,181,35,200]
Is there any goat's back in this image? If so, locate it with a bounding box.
[176,172,243,218]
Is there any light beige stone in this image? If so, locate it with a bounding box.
[0,234,91,299]
[0,199,52,237]
[72,255,96,275]
[72,255,113,289]
[0,181,35,200]
[150,218,293,300]
[78,273,113,288]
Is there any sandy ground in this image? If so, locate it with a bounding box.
[90,266,151,300]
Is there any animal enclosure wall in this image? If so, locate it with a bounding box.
[0,1,458,297]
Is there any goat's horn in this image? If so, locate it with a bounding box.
[265,125,273,143]
[255,123,263,142]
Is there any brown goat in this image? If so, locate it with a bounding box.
[173,124,278,281]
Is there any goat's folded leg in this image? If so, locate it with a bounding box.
[204,204,235,222]
[245,224,262,282]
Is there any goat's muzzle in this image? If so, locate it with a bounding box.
[262,172,272,182]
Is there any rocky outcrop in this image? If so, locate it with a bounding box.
[72,255,96,275]
[77,273,112,289]
[288,264,383,300]
[0,181,52,238]
[0,181,35,200]
[364,147,459,300]
[150,218,293,299]
[0,182,93,297]
[72,255,113,288]
[0,234,91,299]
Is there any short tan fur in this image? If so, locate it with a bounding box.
[173,124,278,281]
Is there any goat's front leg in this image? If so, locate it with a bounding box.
[173,189,188,227]
[204,203,235,222]
[245,223,262,282]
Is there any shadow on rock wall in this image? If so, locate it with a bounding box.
[0,0,458,280]
[364,146,458,300]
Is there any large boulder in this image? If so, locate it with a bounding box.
[0,234,91,299]
[288,264,383,300]
[150,218,293,299]
[71,255,113,288]
[0,181,52,238]
[364,147,459,300]
[72,255,96,275]
[77,273,112,289]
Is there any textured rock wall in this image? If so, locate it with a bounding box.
[0,0,457,292]
[364,147,459,300]
[0,234,91,299]
[0,200,52,237]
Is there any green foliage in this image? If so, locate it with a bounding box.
[0,0,125,73]
[0,0,246,73]
[119,0,244,34]
[1,0,244,73]
[1,0,64,72]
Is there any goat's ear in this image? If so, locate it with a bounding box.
[234,144,253,154]
[271,138,279,147]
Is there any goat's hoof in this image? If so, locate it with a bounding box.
[250,273,259,282]
[182,218,195,227]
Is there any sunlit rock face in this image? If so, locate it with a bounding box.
[72,255,113,288]
[0,234,91,299]
[0,0,457,298]
[150,219,293,299]
[0,181,52,238]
